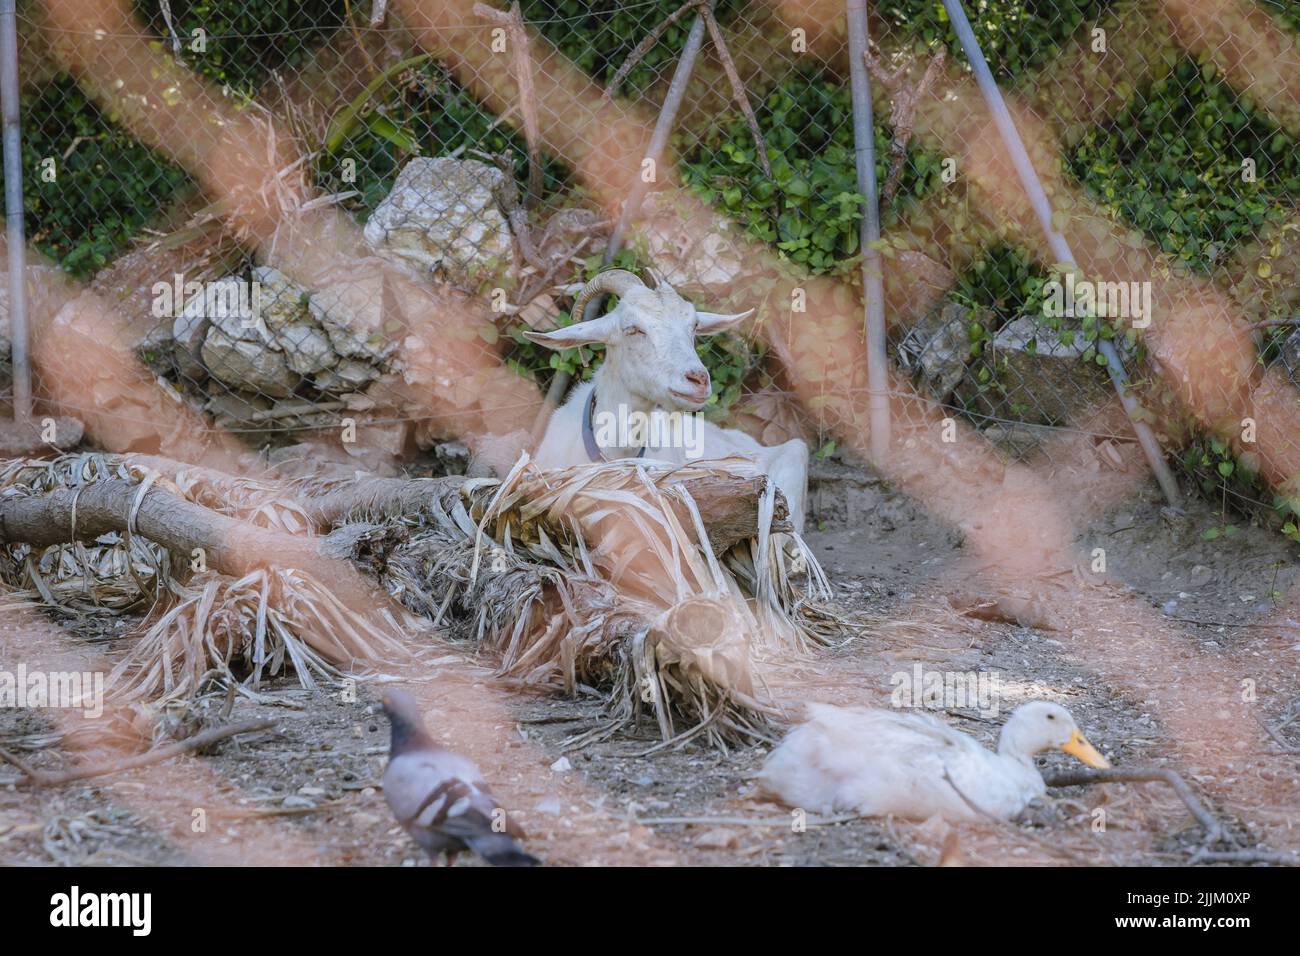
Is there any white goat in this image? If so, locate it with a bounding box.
[526,269,809,533]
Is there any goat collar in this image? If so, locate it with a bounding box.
[582,388,646,463]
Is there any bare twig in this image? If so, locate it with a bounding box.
[0,719,276,788]
[637,814,859,827]
[158,0,183,57]
[1188,848,1299,866]
[474,2,543,206]
[701,5,772,179]
[1254,713,1300,754]
[862,45,946,205]
[602,0,699,98]
[1044,767,1225,848]
[601,1,771,178]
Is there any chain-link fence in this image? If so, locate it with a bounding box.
[4,0,1300,525]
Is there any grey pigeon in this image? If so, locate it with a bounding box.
[381,689,538,866]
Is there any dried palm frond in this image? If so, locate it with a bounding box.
[0,454,173,611]
[0,452,418,703]
[335,457,847,748]
[462,457,837,647]
[0,451,855,750]
[109,567,417,703]
[373,525,780,750]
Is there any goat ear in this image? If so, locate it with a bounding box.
[521,314,619,350]
[695,308,755,334]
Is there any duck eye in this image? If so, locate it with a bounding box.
[1047,714,1056,720]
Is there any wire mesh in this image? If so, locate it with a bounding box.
[2,0,1299,524]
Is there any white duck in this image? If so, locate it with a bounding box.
[758,700,1110,822]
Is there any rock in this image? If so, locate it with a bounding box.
[204,389,272,428]
[313,359,380,394]
[969,315,1112,426]
[978,422,1057,459]
[549,756,572,773]
[0,416,84,456]
[534,796,563,816]
[343,419,410,460]
[197,276,300,397]
[897,300,976,404]
[692,827,739,850]
[637,191,744,292]
[363,157,515,289]
[251,266,338,376]
[433,439,469,465]
[170,299,209,382]
[201,326,299,397]
[309,267,403,368]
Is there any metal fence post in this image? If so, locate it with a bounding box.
[940,0,1181,507]
[1,0,32,425]
[846,0,891,463]
[531,6,711,442]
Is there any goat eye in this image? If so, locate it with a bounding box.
[626,326,645,336]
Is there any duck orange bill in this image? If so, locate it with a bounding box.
[1061,730,1111,769]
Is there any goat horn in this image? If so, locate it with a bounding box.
[646,266,680,297]
[569,269,647,322]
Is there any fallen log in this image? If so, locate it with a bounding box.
[0,719,276,788]
[0,477,381,608]
[124,453,785,552]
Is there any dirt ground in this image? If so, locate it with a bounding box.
[3,457,1299,866]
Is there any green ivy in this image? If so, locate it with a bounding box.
[20,78,192,278]
[132,0,345,95]
[880,0,1113,81]
[1180,437,1283,538]
[678,69,942,276]
[951,244,1051,326]
[1257,1,1300,34]
[519,0,743,96]
[315,62,570,216]
[1070,56,1300,273]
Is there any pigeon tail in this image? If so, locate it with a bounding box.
[460,830,540,867]
[440,802,537,867]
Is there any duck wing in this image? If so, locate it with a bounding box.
[760,705,1004,820]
